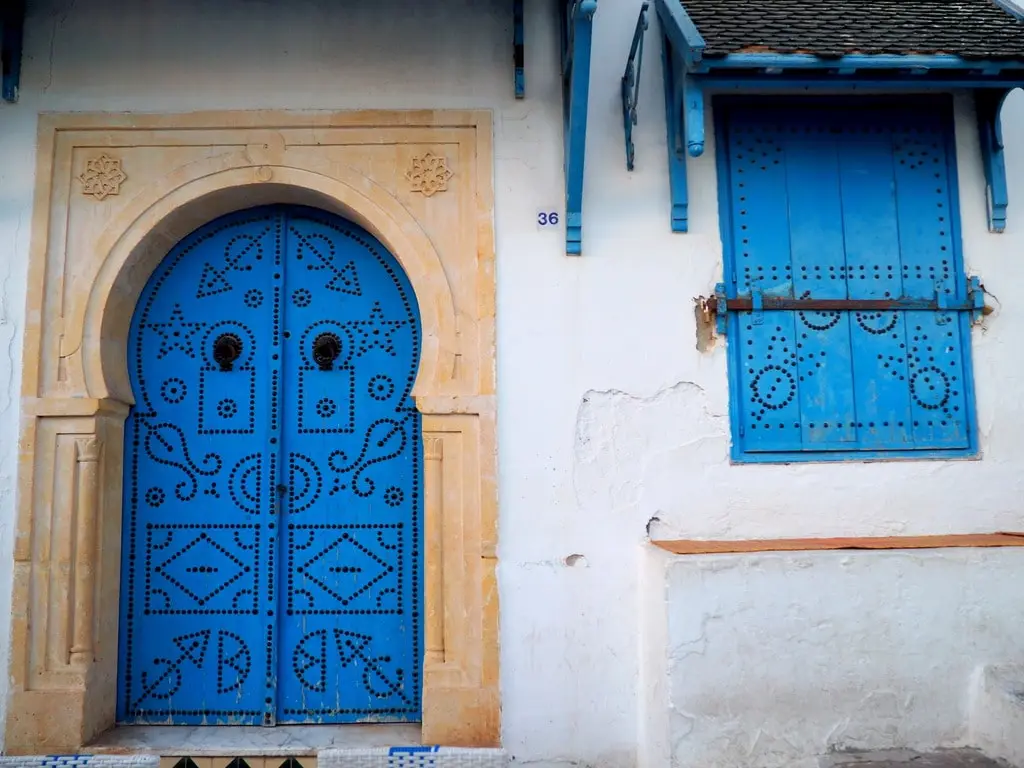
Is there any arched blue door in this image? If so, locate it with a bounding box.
[118,205,422,725]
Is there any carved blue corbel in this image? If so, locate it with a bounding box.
[661,43,689,231]
[621,3,650,171]
[560,0,598,255]
[1,0,25,103]
[514,0,525,98]
[976,88,1017,233]
[656,0,706,156]
[655,0,706,232]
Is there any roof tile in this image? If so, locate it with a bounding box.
[681,0,1024,60]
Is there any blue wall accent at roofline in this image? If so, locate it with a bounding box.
[992,0,1024,21]
[654,0,704,68]
[695,53,1024,74]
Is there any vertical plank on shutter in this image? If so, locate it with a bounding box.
[891,113,971,449]
[782,116,857,448]
[727,108,802,452]
[838,113,915,449]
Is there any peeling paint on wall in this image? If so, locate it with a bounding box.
[664,550,1024,768]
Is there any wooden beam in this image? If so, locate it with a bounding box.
[652,532,1024,555]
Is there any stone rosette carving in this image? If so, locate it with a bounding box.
[406,152,454,197]
[78,153,127,200]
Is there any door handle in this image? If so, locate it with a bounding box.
[212,333,243,372]
[312,332,342,371]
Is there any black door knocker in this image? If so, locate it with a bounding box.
[313,333,342,371]
[213,333,243,372]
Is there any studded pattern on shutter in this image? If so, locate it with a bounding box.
[720,97,975,458]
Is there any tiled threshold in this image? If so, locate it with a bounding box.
[86,725,421,756]
[156,759,318,768]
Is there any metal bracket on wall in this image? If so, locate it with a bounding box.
[560,0,598,255]
[621,2,650,171]
[975,88,1020,233]
[655,0,707,233]
[514,0,525,98]
[1,0,25,103]
[703,276,990,335]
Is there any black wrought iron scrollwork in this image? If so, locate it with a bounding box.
[213,333,243,372]
[312,333,341,371]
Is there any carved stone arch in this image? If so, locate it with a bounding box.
[6,111,497,753]
[62,156,460,404]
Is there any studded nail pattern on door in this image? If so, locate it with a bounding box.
[118,205,422,724]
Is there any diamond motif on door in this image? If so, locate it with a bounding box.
[146,525,258,612]
[119,205,422,725]
[288,524,402,614]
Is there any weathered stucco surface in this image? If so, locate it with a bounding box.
[660,551,1024,768]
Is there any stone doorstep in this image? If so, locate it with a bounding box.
[0,751,508,768]
[85,725,424,757]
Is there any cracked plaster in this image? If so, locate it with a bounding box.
[662,550,1024,768]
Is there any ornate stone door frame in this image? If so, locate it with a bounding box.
[5,111,498,753]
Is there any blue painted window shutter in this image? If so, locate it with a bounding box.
[718,97,978,462]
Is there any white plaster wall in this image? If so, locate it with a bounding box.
[0,0,1022,763]
[661,550,1024,768]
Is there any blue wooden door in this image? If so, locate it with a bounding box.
[718,97,976,461]
[118,205,422,725]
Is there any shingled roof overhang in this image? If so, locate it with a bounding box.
[649,0,1024,232]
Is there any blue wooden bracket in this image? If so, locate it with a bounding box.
[661,41,689,231]
[1,0,26,104]
[513,0,525,99]
[975,88,1018,233]
[560,0,597,255]
[656,0,706,157]
[655,0,707,233]
[621,2,650,171]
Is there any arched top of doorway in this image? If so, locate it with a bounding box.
[72,155,458,404]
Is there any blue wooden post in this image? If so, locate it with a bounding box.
[561,0,597,255]
[1,0,26,104]
[514,0,525,98]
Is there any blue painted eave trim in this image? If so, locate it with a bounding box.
[561,0,597,256]
[694,52,1024,75]
[989,0,1024,22]
[1,0,25,104]
[654,0,705,69]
